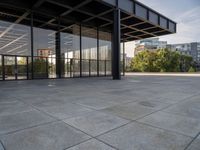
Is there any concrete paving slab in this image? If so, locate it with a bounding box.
[101,101,169,120]
[98,122,192,150]
[138,111,200,137]
[187,135,200,150]
[35,102,93,120]
[66,139,115,150]
[74,98,119,110]
[0,98,19,104]
[1,76,200,149]
[0,121,90,150]
[150,92,194,104]
[163,97,200,120]
[0,110,55,135]
[64,111,129,136]
[0,101,33,116]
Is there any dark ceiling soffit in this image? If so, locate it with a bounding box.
[0,0,176,42]
[100,0,176,33]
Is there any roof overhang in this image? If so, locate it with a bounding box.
[0,0,176,42]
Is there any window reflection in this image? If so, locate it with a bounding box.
[33,27,56,78]
[0,19,113,80]
[82,26,98,76]
[0,20,31,56]
[61,25,80,77]
[99,31,112,76]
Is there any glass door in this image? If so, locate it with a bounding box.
[17,56,28,80]
[4,56,16,80]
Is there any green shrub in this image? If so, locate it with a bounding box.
[131,49,193,72]
[188,67,196,72]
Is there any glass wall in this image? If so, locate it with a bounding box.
[33,27,56,78]
[61,25,80,77]
[82,26,98,76]
[99,31,112,76]
[0,18,113,80]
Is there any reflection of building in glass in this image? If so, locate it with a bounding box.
[135,38,167,55]
[37,49,52,57]
[167,42,200,62]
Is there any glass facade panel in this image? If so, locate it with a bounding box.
[0,20,31,56]
[169,21,175,32]
[99,60,106,76]
[33,27,56,57]
[33,57,48,79]
[28,56,32,79]
[135,4,147,19]
[48,57,56,78]
[99,31,112,76]
[33,22,56,79]
[17,56,27,80]
[160,17,167,28]
[82,27,97,76]
[120,43,125,75]
[4,56,16,80]
[106,60,112,75]
[119,0,133,13]
[149,11,158,24]
[61,25,80,77]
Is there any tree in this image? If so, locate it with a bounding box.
[130,49,193,72]
[131,50,159,72]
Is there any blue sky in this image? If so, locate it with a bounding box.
[138,0,200,44]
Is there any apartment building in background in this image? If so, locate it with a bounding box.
[134,38,167,55]
[167,42,200,62]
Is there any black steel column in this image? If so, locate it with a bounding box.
[56,18,61,78]
[15,56,17,80]
[123,42,125,76]
[2,55,5,81]
[30,12,34,79]
[97,28,99,77]
[26,56,29,80]
[80,24,82,77]
[56,32,61,78]
[112,8,121,80]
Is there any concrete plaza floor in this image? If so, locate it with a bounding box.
[0,75,200,150]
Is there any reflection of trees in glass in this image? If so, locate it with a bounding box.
[33,58,47,78]
[17,57,27,76]
[4,57,15,76]
[17,57,26,65]
[48,58,56,77]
